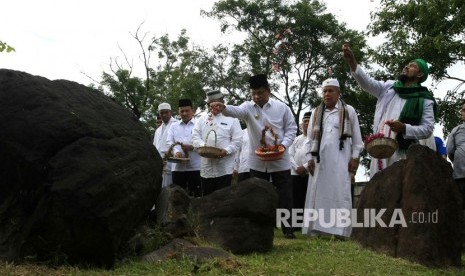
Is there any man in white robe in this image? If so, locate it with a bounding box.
[153,103,178,188]
[192,90,243,195]
[342,44,435,178]
[303,79,363,238]
[290,112,312,212]
[166,99,202,197]
[210,74,298,238]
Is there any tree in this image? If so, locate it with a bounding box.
[368,0,465,136]
[149,30,209,113]
[98,26,210,134]
[202,0,370,130]
[0,41,14,53]
[197,44,254,106]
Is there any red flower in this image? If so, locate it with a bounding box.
[364,132,385,144]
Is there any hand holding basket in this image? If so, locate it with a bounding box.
[365,121,398,159]
[165,142,190,163]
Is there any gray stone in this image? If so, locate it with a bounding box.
[155,185,192,238]
[188,177,278,254]
[142,238,195,263]
[142,238,234,264]
[353,144,462,267]
[0,69,162,267]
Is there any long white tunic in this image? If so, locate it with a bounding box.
[352,66,435,178]
[192,112,243,178]
[302,102,363,237]
[222,98,297,172]
[153,117,178,187]
[289,134,309,176]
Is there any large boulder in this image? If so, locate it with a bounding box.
[353,144,462,267]
[0,69,162,267]
[188,178,278,254]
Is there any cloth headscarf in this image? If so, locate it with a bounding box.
[414,59,429,83]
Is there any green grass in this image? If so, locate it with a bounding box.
[1,230,464,275]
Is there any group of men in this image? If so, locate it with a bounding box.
[152,43,464,240]
[153,94,243,198]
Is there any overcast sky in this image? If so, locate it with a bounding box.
[1,0,380,86]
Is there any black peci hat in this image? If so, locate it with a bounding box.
[303,111,311,119]
[249,74,269,89]
[178,98,193,107]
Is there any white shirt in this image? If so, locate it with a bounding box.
[166,118,201,172]
[192,112,243,178]
[153,117,178,158]
[351,65,435,177]
[235,129,250,173]
[222,98,297,172]
[447,123,465,179]
[153,117,178,175]
[289,134,308,175]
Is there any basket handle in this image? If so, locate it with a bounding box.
[380,120,393,139]
[205,129,217,147]
[165,141,186,159]
[260,126,278,150]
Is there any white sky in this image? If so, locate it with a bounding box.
[1,0,379,86]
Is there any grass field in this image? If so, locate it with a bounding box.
[1,230,463,275]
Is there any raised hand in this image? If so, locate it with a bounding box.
[342,44,357,72]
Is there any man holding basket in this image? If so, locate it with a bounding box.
[210,74,298,238]
[342,44,436,178]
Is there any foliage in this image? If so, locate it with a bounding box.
[0,41,15,53]
[149,30,210,113]
[437,87,465,138]
[369,0,465,135]
[99,27,211,134]
[100,70,148,120]
[1,230,464,275]
[198,44,253,106]
[202,0,371,129]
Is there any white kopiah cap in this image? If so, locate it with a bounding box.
[322,78,340,88]
[158,102,171,112]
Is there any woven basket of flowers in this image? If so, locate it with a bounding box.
[165,142,190,163]
[365,122,398,159]
[255,126,285,161]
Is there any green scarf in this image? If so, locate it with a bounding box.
[392,80,437,151]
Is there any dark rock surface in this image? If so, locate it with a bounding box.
[353,144,462,267]
[0,69,162,267]
[188,177,278,254]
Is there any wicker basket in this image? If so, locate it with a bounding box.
[197,129,223,158]
[366,137,398,159]
[255,126,285,161]
[366,126,398,159]
[165,142,190,163]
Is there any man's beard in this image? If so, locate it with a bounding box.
[398,73,415,83]
[398,74,408,82]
